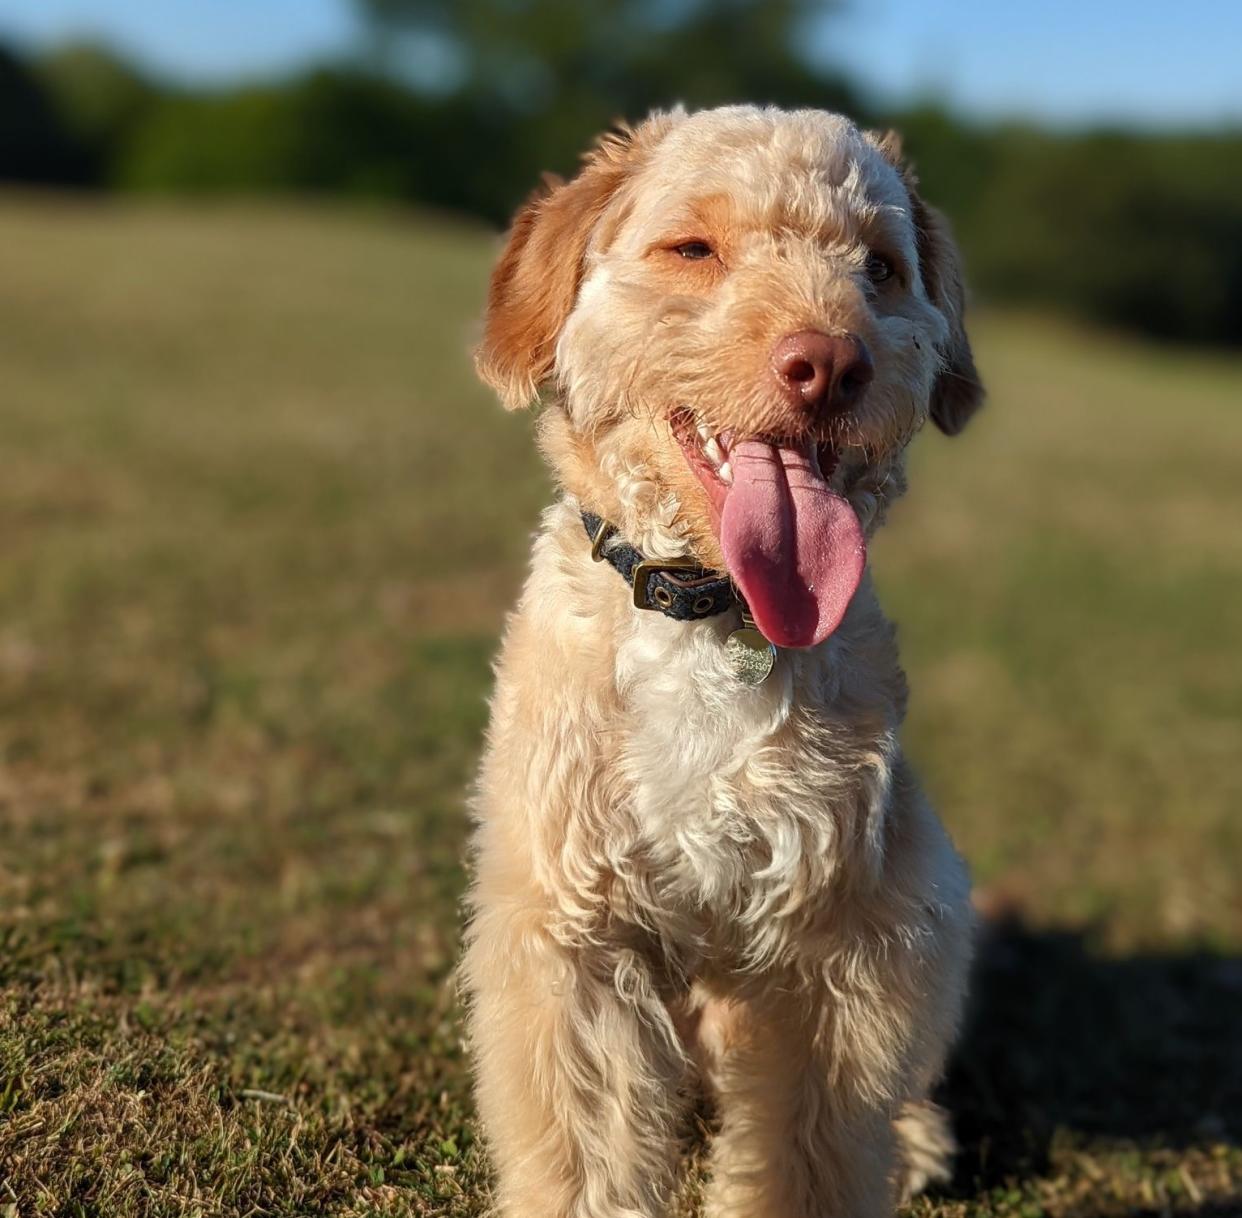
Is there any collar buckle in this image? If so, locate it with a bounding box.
[631,557,718,611]
[581,508,734,621]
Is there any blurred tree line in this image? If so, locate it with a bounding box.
[3,0,1241,346]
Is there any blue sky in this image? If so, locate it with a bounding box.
[2,0,1240,128]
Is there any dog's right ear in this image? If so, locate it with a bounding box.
[870,128,984,437]
[476,117,672,411]
[912,195,984,436]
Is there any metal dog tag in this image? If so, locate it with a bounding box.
[725,608,777,686]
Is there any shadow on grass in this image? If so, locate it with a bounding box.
[944,917,1242,1190]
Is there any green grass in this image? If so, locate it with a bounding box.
[0,196,1239,1217]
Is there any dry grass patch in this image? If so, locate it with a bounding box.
[1,198,1239,1215]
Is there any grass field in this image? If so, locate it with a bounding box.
[0,197,1240,1217]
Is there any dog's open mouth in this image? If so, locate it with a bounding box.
[673,410,866,649]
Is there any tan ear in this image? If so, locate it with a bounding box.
[871,129,984,436]
[475,118,669,410]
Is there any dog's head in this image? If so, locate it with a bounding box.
[477,106,982,648]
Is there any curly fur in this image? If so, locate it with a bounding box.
[462,105,982,1218]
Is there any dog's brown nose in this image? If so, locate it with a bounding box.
[772,330,874,417]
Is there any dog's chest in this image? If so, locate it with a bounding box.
[613,617,848,937]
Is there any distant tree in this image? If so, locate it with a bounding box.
[36,42,158,182]
[0,43,91,184]
[354,0,860,214]
[359,0,852,101]
[120,70,429,199]
[967,130,1242,344]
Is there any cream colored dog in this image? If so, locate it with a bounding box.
[462,105,982,1218]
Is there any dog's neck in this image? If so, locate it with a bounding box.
[581,511,737,622]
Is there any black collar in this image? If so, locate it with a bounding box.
[581,511,737,621]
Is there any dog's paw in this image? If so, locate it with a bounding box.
[894,1099,956,1202]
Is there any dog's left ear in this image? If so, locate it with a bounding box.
[872,130,984,436]
[476,115,674,411]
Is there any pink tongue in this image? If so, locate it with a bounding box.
[721,440,866,648]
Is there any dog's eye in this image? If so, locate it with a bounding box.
[865,252,895,283]
[674,241,715,261]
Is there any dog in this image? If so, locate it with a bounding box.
[461,105,982,1218]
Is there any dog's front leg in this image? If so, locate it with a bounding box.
[463,907,687,1218]
[700,991,898,1218]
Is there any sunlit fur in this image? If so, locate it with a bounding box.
[463,105,983,1218]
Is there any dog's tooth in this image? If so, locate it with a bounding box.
[703,437,723,467]
[718,460,733,485]
[696,420,713,442]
